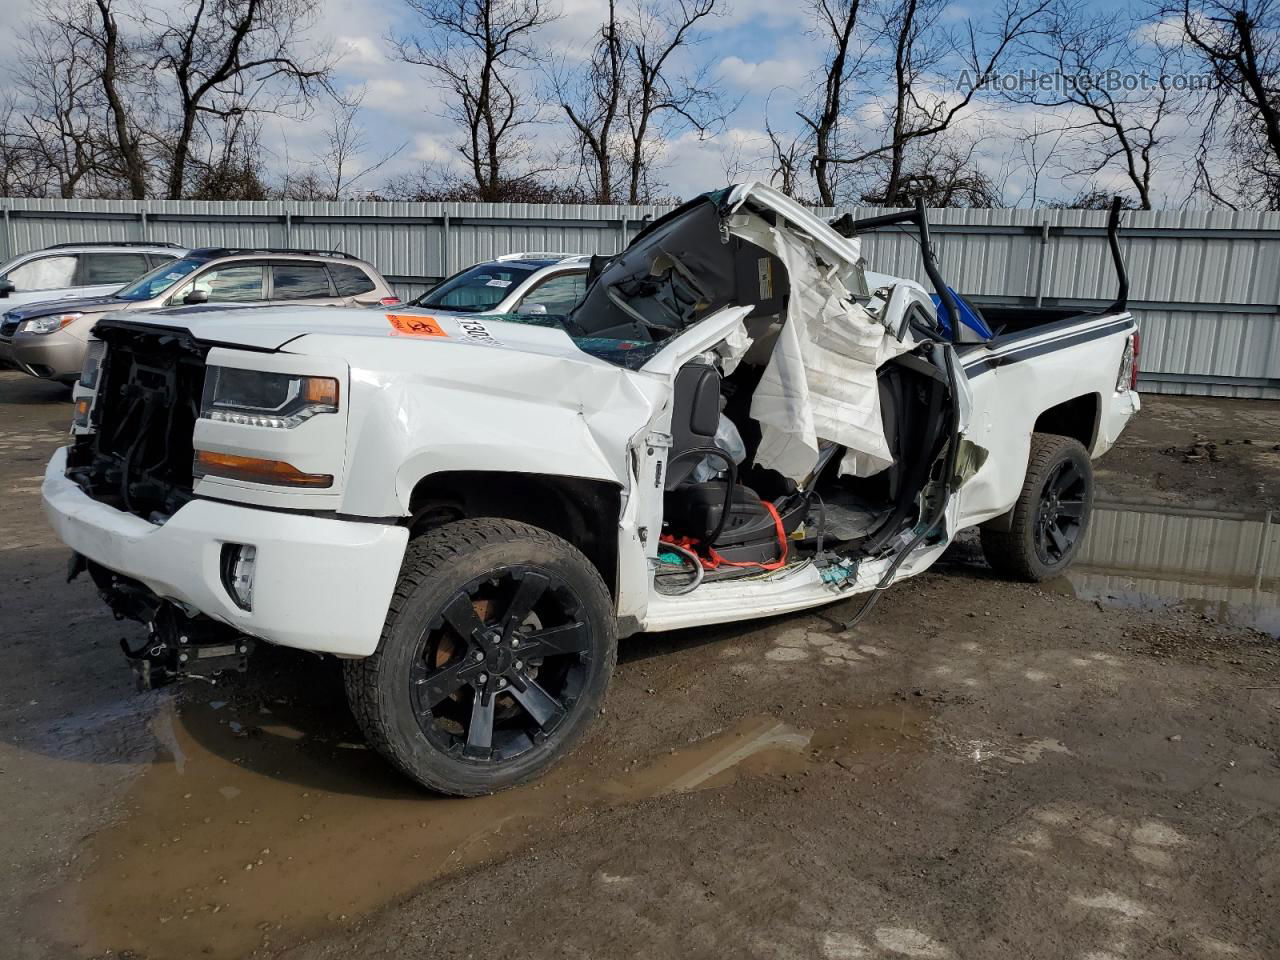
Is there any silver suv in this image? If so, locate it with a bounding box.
[0,247,399,383]
[0,241,186,309]
[412,253,590,316]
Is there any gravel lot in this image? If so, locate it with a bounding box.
[1,371,1277,960]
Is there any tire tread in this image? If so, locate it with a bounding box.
[343,518,615,795]
[980,432,1092,582]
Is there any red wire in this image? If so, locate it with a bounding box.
[660,500,789,572]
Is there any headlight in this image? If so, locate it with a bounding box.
[19,313,81,335]
[80,338,106,390]
[200,367,339,429]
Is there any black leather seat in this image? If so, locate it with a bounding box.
[665,361,723,491]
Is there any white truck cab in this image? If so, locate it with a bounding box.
[43,183,1140,796]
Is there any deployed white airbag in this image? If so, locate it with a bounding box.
[735,217,914,482]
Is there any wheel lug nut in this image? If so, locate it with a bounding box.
[477,673,488,684]
[514,660,523,670]
[497,678,506,688]
[511,638,519,648]
[474,651,484,661]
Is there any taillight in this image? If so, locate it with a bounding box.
[1117,331,1139,392]
[1131,330,1140,389]
[379,296,401,306]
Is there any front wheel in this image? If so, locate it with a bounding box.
[980,433,1094,582]
[345,518,616,796]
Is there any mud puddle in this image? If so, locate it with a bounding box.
[34,685,929,960]
[1050,501,1280,636]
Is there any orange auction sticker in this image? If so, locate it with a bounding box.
[387,314,448,338]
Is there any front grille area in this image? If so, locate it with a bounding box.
[66,321,209,521]
[1,317,19,338]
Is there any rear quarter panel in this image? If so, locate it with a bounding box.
[956,314,1137,528]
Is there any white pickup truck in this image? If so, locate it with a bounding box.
[43,183,1140,796]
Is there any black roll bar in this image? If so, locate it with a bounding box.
[831,194,1132,325]
[830,198,960,339]
[1105,196,1129,314]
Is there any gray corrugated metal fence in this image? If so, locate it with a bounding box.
[2,197,1277,398]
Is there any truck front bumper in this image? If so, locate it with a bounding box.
[42,446,408,657]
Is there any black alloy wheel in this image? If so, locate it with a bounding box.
[411,568,592,763]
[344,518,616,796]
[1034,458,1088,566]
[980,432,1095,582]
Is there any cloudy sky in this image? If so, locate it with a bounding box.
[0,0,1203,205]
[303,0,834,198]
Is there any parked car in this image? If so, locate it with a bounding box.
[42,183,1141,797]
[0,241,186,309]
[412,253,590,315]
[1,247,398,383]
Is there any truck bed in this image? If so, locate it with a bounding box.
[957,306,1133,380]
[975,304,1097,338]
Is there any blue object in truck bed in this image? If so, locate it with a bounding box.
[931,287,994,343]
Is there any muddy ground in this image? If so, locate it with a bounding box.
[1,372,1277,960]
[1095,393,1280,510]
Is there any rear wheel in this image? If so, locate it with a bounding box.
[980,433,1094,582]
[345,518,616,796]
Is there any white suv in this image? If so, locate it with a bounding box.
[0,241,186,308]
[411,253,591,316]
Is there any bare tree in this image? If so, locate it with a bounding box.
[84,0,149,198]
[321,94,406,199]
[554,0,627,202]
[10,15,106,198]
[765,117,809,198]
[1003,117,1069,206]
[1047,188,1140,208]
[0,96,49,197]
[863,137,1002,206]
[30,0,152,197]
[623,0,725,202]
[1006,3,1191,209]
[797,0,868,205]
[392,0,557,201]
[146,0,334,199]
[1172,0,1280,206]
[4,0,330,199]
[281,91,406,200]
[381,163,590,201]
[188,111,271,199]
[820,0,1052,204]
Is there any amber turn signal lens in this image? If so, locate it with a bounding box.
[194,450,333,488]
[302,376,339,407]
[73,397,91,423]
